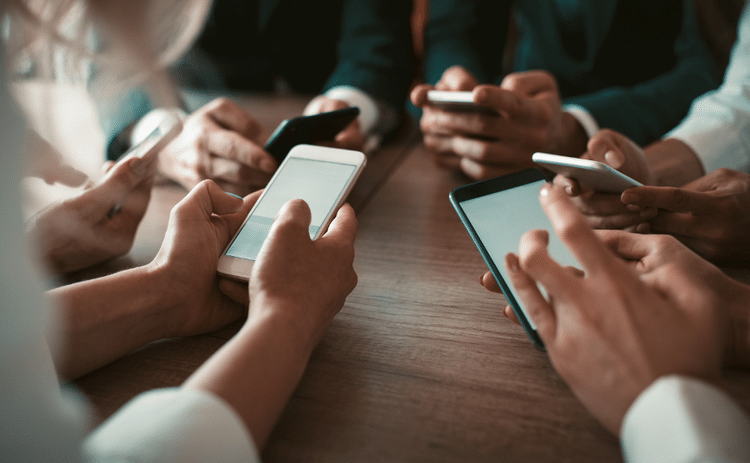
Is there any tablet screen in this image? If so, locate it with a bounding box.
[457,178,579,332]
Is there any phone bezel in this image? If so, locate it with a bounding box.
[264,107,360,162]
[426,90,499,115]
[450,168,549,350]
[218,144,366,281]
[532,152,642,194]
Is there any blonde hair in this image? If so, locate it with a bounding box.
[2,0,212,106]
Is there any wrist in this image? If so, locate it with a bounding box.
[556,111,589,158]
[244,294,317,359]
[140,261,192,338]
[726,282,750,368]
[644,138,705,186]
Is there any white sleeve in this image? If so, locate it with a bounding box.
[563,104,600,140]
[621,375,750,463]
[666,5,750,175]
[84,388,260,463]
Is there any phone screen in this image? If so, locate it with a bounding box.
[225,156,358,261]
[455,177,579,336]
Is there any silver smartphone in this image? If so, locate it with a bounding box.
[426,90,499,115]
[532,152,642,194]
[218,144,366,281]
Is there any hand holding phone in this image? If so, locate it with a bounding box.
[532,152,642,194]
[107,116,182,218]
[426,90,499,115]
[218,144,366,281]
[264,107,360,162]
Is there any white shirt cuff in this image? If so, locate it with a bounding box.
[667,118,750,175]
[563,104,599,139]
[130,108,188,146]
[83,388,260,463]
[324,86,379,136]
[621,375,750,463]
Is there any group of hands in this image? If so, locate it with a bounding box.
[25,94,363,388]
[27,64,750,439]
[414,65,750,434]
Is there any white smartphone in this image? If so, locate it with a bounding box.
[426,90,499,115]
[218,144,366,281]
[106,115,182,218]
[532,152,642,194]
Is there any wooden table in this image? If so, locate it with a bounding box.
[20,84,750,462]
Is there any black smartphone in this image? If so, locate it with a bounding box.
[264,107,360,162]
[449,168,580,350]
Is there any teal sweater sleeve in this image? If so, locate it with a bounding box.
[324,0,415,113]
[422,0,512,85]
[562,0,722,145]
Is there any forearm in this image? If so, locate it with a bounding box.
[182,297,315,450]
[643,138,705,186]
[47,264,178,380]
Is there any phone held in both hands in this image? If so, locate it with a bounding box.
[426,90,499,115]
[450,168,582,350]
[532,152,642,194]
[264,107,360,162]
[218,144,366,281]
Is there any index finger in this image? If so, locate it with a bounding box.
[539,183,623,276]
[206,128,277,174]
[205,97,265,141]
[621,186,715,214]
[321,203,358,246]
[473,85,547,123]
[410,83,435,107]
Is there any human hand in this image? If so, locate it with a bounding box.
[243,200,358,353]
[413,69,588,180]
[504,184,729,435]
[26,154,154,274]
[23,129,89,187]
[554,129,657,231]
[158,98,276,196]
[148,180,259,337]
[303,95,365,151]
[620,168,750,263]
[411,66,488,173]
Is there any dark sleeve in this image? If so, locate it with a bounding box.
[323,0,415,113]
[564,0,722,145]
[422,0,511,85]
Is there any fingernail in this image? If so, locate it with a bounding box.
[539,184,551,197]
[626,204,642,212]
[621,191,639,204]
[640,207,657,219]
[225,192,243,200]
[506,254,519,272]
[565,185,573,196]
[604,150,620,167]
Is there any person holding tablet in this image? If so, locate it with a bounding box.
[410,0,720,181]
[481,184,750,461]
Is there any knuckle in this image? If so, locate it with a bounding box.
[212,97,233,111]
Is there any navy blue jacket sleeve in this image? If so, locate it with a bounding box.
[323,0,415,113]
